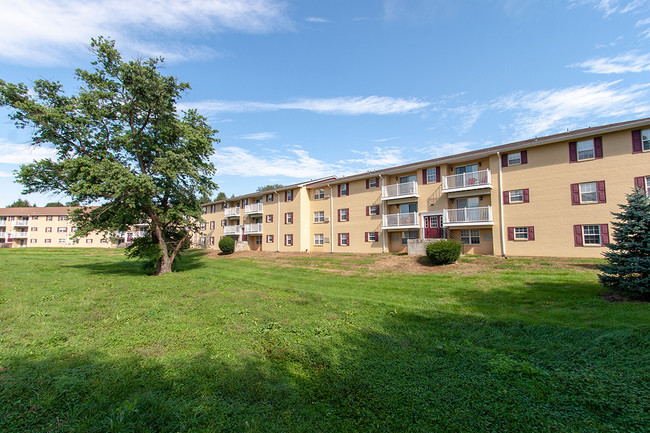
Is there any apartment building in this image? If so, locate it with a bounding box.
[201,117,650,258]
[0,207,146,248]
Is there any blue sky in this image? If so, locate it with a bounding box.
[2,0,650,205]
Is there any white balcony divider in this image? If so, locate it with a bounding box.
[224,207,241,217]
[382,212,419,228]
[382,181,418,200]
[244,203,263,214]
[244,223,263,234]
[442,169,491,191]
[443,206,492,224]
[13,220,29,227]
[223,225,241,235]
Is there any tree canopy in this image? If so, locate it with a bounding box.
[7,199,33,207]
[45,202,64,207]
[256,184,283,192]
[0,37,218,275]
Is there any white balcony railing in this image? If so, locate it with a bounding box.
[244,203,263,215]
[443,206,493,226]
[13,231,28,238]
[0,220,6,226]
[442,169,491,192]
[13,220,29,227]
[224,207,241,217]
[382,212,419,229]
[382,181,418,200]
[244,223,263,234]
[223,225,241,235]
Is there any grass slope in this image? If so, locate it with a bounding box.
[0,249,648,432]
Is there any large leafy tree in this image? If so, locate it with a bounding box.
[0,37,217,275]
[598,188,650,300]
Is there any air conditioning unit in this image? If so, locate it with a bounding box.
[323,217,330,222]
[324,237,330,243]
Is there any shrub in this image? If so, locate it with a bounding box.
[598,188,650,300]
[426,240,462,265]
[218,237,235,255]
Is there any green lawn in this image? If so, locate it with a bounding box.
[0,249,648,432]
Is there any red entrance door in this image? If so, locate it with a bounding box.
[424,215,443,239]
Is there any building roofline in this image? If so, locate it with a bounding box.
[0,206,94,216]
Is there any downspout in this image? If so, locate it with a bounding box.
[496,151,507,258]
[379,175,386,253]
[327,184,334,253]
[275,191,280,252]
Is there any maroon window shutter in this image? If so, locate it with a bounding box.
[422,169,428,185]
[503,191,510,205]
[436,167,441,183]
[570,183,580,205]
[284,191,288,201]
[337,233,341,246]
[523,188,530,203]
[569,142,577,162]
[634,176,646,192]
[596,181,606,203]
[365,232,369,242]
[521,150,528,165]
[600,224,609,245]
[574,225,583,247]
[345,183,349,196]
[501,154,508,167]
[337,209,341,222]
[347,233,350,245]
[375,205,380,214]
[594,137,603,159]
[366,179,369,189]
[632,130,643,153]
[507,227,514,241]
[375,177,379,187]
[366,206,369,216]
[346,208,350,221]
[374,232,378,241]
[338,185,341,197]
[528,226,535,241]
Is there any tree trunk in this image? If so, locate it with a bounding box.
[155,254,173,275]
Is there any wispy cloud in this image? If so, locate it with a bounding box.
[0,171,13,178]
[372,137,400,142]
[595,35,624,48]
[415,141,479,158]
[237,132,277,141]
[0,0,291,65]
[569,0,647,17]
[492,80,650,138]
[213,146,333,178]
[183,96,429,115]
[573,51,650,73]
[305,17,329,23]
[345,146,408,169]
[0,140,58,164]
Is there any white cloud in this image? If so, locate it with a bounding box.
[0,171,13,178]
[415,141,478,158]
[305,17,329,23]
[595,35,624,48]
[213,146,333,178]
[0,140,58,164]
[345,147,408,169]
[492,80,650,138]
[0,0,291,65]
[372,137,400,142]
[183,96,429,115]
[574,51,650,73]
[569,0,647,17]
[237,132,277,140]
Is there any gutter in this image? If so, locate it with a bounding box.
[379,174,386,253]
[327,184,334,253]
[275,191,280,252]
[496,151,507,258]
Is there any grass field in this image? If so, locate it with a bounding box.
[0,248,648,432]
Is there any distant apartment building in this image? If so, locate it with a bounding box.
[200,117,650,258]
[0,207,146,248]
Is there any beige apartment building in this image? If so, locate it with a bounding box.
[201,117,650,258]
[0,207,146,248]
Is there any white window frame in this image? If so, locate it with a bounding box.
[30,239,37,244]
[426,168,437,183]
[369,205,379,216]
[514,227,529,240]
[340,233,349,246]
[340,208,348,222]
[646,176,650,196]
[367,232,377,242]
[200,237,206,245]
[368,178,379,188]
[314,233,324,246]
[45,227,52,233]
[313,211,325,223]
[86,238,93,244]
[507,152,522,166]
[58,216,67,221]
[460,229,480,245]
[579,182,598,203]
[285,212,293,224]
[401,230,418,245]
[285,234,293,246]
[340,183,348,196]
[200,222,207,230]
[577,139,595,161]
[46,216,53,221]
[509,189,524,203]
[57,227,67,233]
[256,237,262,245]
[582,225,601,245]
[314,189,325,200]
[45,239,51,244]
[642,129,650,151]
[58,238,66,243]
[286,190,293,201]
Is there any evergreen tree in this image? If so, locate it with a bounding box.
[598,188,650,300]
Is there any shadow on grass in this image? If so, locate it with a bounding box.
[2,310,648,433]
[63,249,208,276]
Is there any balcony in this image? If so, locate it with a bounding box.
[223,225,241,236]
[442,169,492,194]
[13,231,28,238]
[13,220,29,227]
[243,223,263,234]
[224,207,241,218]
[443,206,493,227]
[0,220,6,226]
[382,181,418,201]
[382,212,419,230]
[244,203,263,215]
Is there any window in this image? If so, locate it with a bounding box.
[285,212,293,224]
[46,216,53,221]
[72,239,79,244]
[31,216,38,220]
[367,177,379,188]
[339,183,349,197]
[366,232,378,242]
[200,222,207,230]
[285,234,293,246]
[86,239,93,244]
[222,203,227,209]
[425,167,439,184]
[202,207,207,214]
[455,164,478,175]
[314,188,325,199]
[507,152,521,165]
[460,229,480,245]
[314,234,324,245]
[57,227,67,233]
[31,227,38,231]
[515,227,528,239]
[210,237,215,245]
[314,211,325,223]
[574,224,609,247]
[509,190,524,203]
[583,225,601,245]
[255,237,262,245]
[266,214,273,223]
[200,237,206,245]
[101,239,108,243]
[58,238,66,243]
[577,140,594,160]
[266,193,274,202]
[579,182,597,203]
[571,181,606,204]
[45,239,51,243]
[58,216,67,221]
[30,239,37,244]
[338,208,348,222]
[45,227,52,233]
[507,227,535,241]
[643,129,650,151]
[266,235,274,243]
[366,205,380,216]
[401,231,418,245]
[339,233,349,246]
[570,138,602,162]
[210,221,215,230]
[210,205,216,213]
[285,190,293,202]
